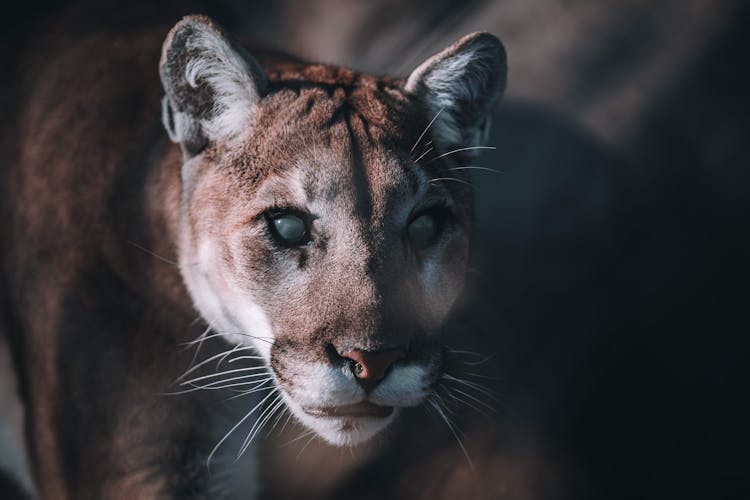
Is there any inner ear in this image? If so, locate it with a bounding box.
[405,32,507,156]
[159,15,267,158]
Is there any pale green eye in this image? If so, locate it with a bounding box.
[408,213,440,248]
[270,213,309,246]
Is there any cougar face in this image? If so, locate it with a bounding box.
[160,16,506,445]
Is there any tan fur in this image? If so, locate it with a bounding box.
[1,13,506,499]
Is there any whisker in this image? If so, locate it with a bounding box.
[263,398,287,433]
[447,166,499,173]
[173,346,257,383]
[445,385,497,413]
[180,332,266,346]
[429,177,474,189]
[228,355,267,364]
[165,378,273,395]
[410,106,446,153]
[214,331,275,345]
[215,344,249,370]
[279,429,315,448]
[277,410,296,439]
[267,404,290,438]
[445,348,496,361]
[443,374,499,401]
[184,326,212,369]
[179,367,269,386]
[126,240,178,266]
[427,398,474,471]
[442,386,492,419]
[237,395,284,459]
[445,346,484,358]
[185,373,273,388]
[445,348,481,356]
[462,354,497,367]
[445,349,496,367]
[206,388,279,470]
[422,146,496,165]
[185,325,212,345]
[413,146,434,164]
[296,434,317,461]
[236,396,279,458]
[223,379,274,401]
[431,391,456,416]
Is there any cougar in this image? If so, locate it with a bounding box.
[0,14,506,498]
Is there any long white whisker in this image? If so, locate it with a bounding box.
[429,177,474,189]
[223,379,274,401]
[216,332,274,345]
[180,331,268,345]
[228,356,267,364]
[446,348,497,364]
[277,410,296,439]
[214,343,246,369]
[262,398,286,433]
[267,405,290,438]
[446,385,496,413]
[422,146,496,165]
[165,378,273,395]
[410,106,445,153]
[443,374,498,401]
[445,348,481,356]
[445,348,497,367]
[182,325,212,354]
[187,328,211,372]
[237,395,284,459]
[442,386,492,419]
[236,397,279,458]
[185,373,272,388]
[296,434,317,461]
[179,367,269,386]
[413,146,434,164]
[447,166,499,173]
[174,346,257,383]
[427,398,474,471]
[463,354,497,367]
[432,391,456,416]
[126,240,179,266]
[279,429,315,448]
[207,388,279,470]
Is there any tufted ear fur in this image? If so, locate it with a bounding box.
[405,32,507,156]
[159,15,267,158]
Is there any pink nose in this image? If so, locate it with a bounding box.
[341,348,407,383]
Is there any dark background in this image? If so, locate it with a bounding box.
[2,1,747,499]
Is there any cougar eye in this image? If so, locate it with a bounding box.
[407,212,442,249]
[267,212,310,247]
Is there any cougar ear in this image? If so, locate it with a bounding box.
[405,32,506,156]
[159,15,267,158]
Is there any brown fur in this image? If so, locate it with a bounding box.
[1,12,512,499]
[2,24,221,499]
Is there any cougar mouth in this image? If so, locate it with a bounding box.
[270,343,443,445]
[304,401,394,419]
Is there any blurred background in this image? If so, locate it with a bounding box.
[2,1,747,499]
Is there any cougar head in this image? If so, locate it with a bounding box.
[160,15,506,446]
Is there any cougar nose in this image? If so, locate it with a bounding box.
[341,348,407,387]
